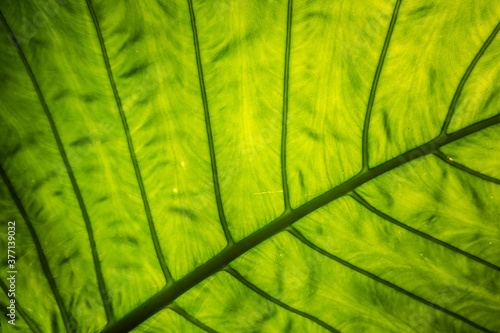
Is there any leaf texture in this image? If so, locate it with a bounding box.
[0,0,499,332]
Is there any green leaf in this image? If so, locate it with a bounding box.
[0,0,499,332]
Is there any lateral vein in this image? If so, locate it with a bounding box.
[281,0,293,211]
[350,191,500,271]
[0,279,40,333]
[84,0,172,285]
[225,267,339,333]
[0,10,113,325]
[169,303,218,333]
[440,20,500,134]
[0,166,72,332]
[433,150,500,185]
[361,0,402,169]
[288,228,491,333]
[187,0,234,245]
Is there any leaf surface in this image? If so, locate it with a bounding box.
[0,0,499,332]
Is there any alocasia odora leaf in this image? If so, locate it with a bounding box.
[0,0,499,332]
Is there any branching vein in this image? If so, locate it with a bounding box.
[288,228,490,333]
[0,10,112,325]
[433,150,500,185]
[225,267,339,332]
[440,20,500,134]
[187,0,234,245]
[350,191,500,271]
[84,0,172,285]
[0,279,39,333]
[281,0,293,211]
[361,0,402,169]
[169,304,217,333]
[0,166,71,332]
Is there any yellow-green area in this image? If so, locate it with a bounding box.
[0,0,499,332]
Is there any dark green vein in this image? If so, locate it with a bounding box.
[288,228,490,333]
[433,150,500,185]
[350,191,500,271]
[0,166,71,332]
[0,280,39,333]
[0,11,112,325]
[169,303,217,333]
[187,0,234,245]
[440,19,500,134]
[225,267,339,333]
[84,0,172,284]
[101,114,500,333]
[361,0,402,170]
[281,0,293,211]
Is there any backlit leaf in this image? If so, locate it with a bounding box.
[0,0,499,332]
